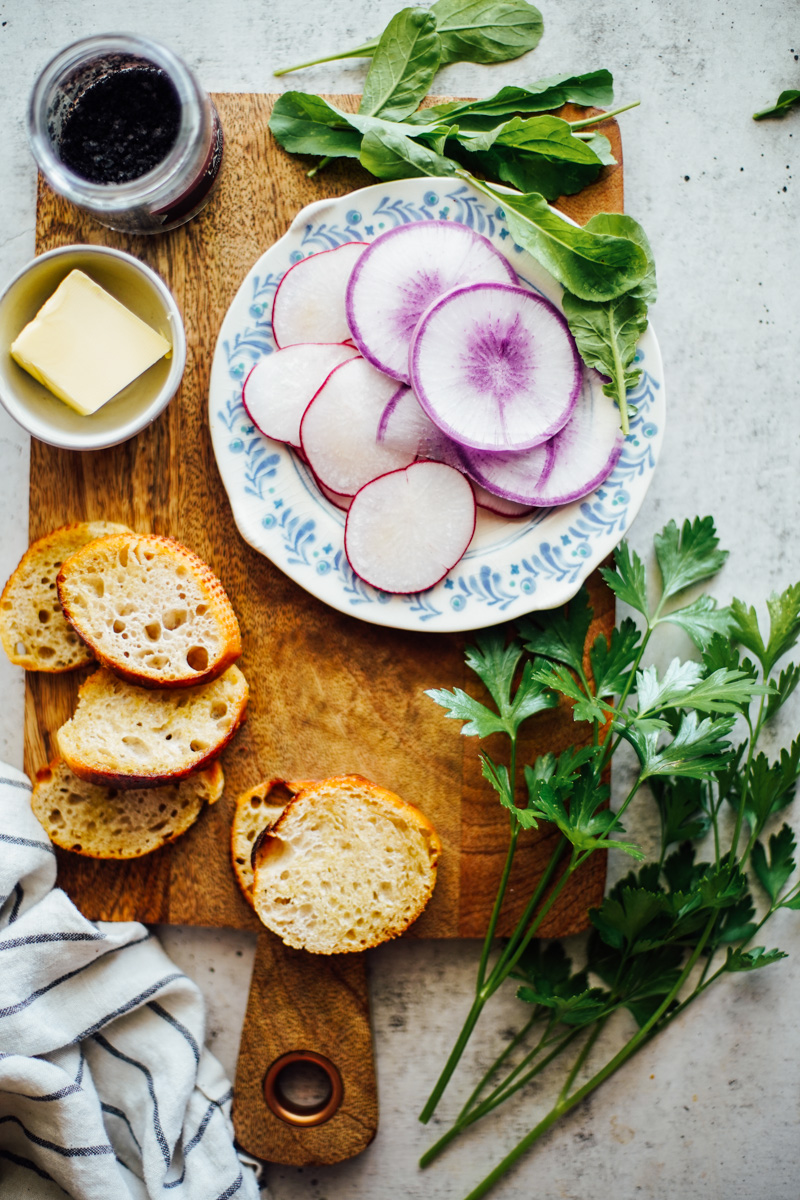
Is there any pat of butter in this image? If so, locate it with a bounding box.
[10,269,172,416]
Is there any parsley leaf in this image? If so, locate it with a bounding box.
[751,823,797,903]
[732,582,800,676]
[653,517,728,603]
[625,711,736,781]
[526,767,643,858]
[589,618,641,699]
[600,542,649,619]
[650,778,711,849]
[765,662,800,723]
[530,661,608,724]
[518,587,592,672]
[725,946,788,972]
[516,983,610,1026]
[660,595,733,649]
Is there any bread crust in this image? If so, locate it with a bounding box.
[0,521,130,672]
[252,774,442,954]
[57,533,241,689]
[56,665,249,788]
[31,758,224,858]
[230,777,318,907]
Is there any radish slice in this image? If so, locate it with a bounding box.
[300,358,419,496]
[410,283,581,452]
[470,482,536,518]
[345,462,476,594]
[345,221,517,383]
[242,343,359,447]
[317,481,353,511]
[460,377,623,505]
[272,243,367,348]
[458,439,554,503]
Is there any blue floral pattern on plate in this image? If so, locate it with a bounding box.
[209,178,665,633]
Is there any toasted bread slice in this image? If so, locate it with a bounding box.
[57,532,241,688]
[252,774,441,954]
[32,758,224,858]
[231,777,318,906]
[0,521,130,671]
[56,664,248,788]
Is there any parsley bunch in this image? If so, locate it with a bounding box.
[419,517,800,1200]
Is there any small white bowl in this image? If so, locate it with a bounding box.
[0,244,186,450]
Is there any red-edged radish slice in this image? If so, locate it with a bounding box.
[345,221,517,384]
[458,439,555,504]
[272,242,367,347]
[317,481,353,511]
[470,481,536,518]
[300,358,418,496]
[345,461,477,594]
[242,343,359,447]
[460,378,623,505]
[410,283,581,452]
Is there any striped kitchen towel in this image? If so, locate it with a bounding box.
[0,765,261,1200]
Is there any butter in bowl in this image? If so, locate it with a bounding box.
[0,244,186,449]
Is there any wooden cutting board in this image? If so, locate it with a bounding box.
[24,93,623,1166]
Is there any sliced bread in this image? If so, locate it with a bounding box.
[0,521,130,671]
[231,777,317,906]
[32,758,224,858]
[57,532,241,688]
[252,774,441,954]
[56,664,248,788]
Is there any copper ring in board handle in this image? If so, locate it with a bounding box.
[263,1050,344,1127]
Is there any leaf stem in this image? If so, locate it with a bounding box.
[568,100,641,129]
[273,40,378,76]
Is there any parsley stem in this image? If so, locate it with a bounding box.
[477,741,520,991]
[557,1018,606,1103]
[457,1012,542,1120]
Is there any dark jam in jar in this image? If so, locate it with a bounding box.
[58,66,181,184]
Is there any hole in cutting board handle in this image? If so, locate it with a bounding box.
[263,1051,343,1126]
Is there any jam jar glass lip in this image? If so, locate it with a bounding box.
[27,32,208,214]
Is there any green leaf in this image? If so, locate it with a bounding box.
[516,983,609,1026]
[589,618,641,700]
[654,517,729,603]
[678,862,748,917]
[461,114,604,165]
[528,769,643,858]
[359,125,457,180]
[662,840,707,893]
[650,779,711,850]
[725,946,788,971]
[478,182,649,302]
[600,541,649,619]
[454,115,606,202]
[531,662,608,724]
[751,823,797,903]
[633,659,764,719]
[626,711,736,781]
[430,0,543,65]
[562,289,648,423]
[359,7,441,121]
[458,143,603,202]
[518,586,592,672]
[510,938,574,988]
[590,887,674,952]
[406,72,615,128]
[732,582,800,676]
[765,662,800,722]
[714,894,757,945]
[661,595,733,649]
[753,90,800,120]
[425,686,509,738]
[731,739,800,834]
[269,92,365,158]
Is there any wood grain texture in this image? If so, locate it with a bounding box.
[25,93,623,1165]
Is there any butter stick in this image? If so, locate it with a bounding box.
[10,269,171,416]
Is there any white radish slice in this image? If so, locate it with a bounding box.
[300,358,418,496]
[345,221,517,383]
[458,439,554,503]
[345,461,477,594]
[272,242,367,347]
[317,481,353,511]
[461,376,623,505]
[242,343,359,447]
[470,482,536,518]
[410,283,581,452]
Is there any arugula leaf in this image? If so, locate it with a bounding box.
[459,114,605,166]
[359,8,441,121]
[650,779,711,850]
[430,0,543,65]
[725,946,788,971]
[407,72,616,127]
[751,823,797,903]
[660,595,733,649]
[732,582,800,676]
[600,541,649,619]
[518,586,592,672]
[360,125,457,179]
[454,115,606,202]
[654,517,729,603]
[269,93,365,158]
[589,618,641,700]
[753,90,800,120]
[625,711,736,781]
[478,181,649,303]
[459,144,603,202]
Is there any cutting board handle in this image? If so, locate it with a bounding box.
[233,932,378,1165]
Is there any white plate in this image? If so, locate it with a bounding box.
[209,177,664,633]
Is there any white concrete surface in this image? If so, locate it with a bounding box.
[1,2,799,1197]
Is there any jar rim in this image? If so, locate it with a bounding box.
[27,33,207,212]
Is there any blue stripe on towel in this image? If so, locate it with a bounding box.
[101,1101,143,1152]
[149,1000,201,1064]
[94,1033,171,1168]
[0,776,32,791]
[0,1147,59,1182]
[0,832,55,855]
[0,933,152,1019]
[77,973,184,1041]
[0,1113,114,1157]
[0,930,104,951]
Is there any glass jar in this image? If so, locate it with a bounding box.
[28,33,224,234]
